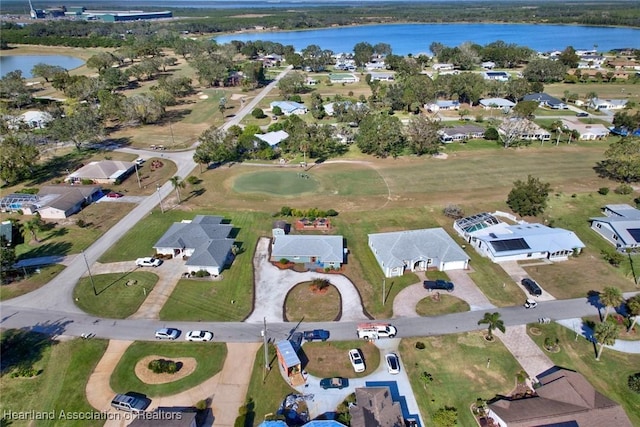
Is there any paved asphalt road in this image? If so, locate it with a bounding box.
[0,296,624,344]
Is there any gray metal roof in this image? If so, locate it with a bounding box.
[275,340,300,369]
[66,160,134,180]
[590,216,640,245]
[271,235,344,263]
[368,228,468,269]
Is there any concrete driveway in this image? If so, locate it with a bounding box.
[393,268,495,318]
[246,237,368,323]
[290,338,424,426]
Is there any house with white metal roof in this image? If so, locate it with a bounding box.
[588,98,628,110]
[255,130,289,147]
[590,204,640,252]
[425,100,460,112]
[270,101,308,116]
[153,215,235,276]
[368,228,469,278]
[454,212,584,262]
[65,160,135,185]
[271,235,344,269]
[480,98,515,110]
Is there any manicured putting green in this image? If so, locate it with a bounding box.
[233,170,319,196]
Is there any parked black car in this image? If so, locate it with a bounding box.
[423,279,454,292]
[521,278,542,296]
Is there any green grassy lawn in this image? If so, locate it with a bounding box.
[0,330,108,427]
[527,322,640,426]
[416,294,470,316]
[0,264,65,301]
[522,192,639,298]
[399,333,522,427]
[110,341,227,397]
[154,210,270,322]
[243,344,298,426]
[73,272,158,318]
[233,170,321,196]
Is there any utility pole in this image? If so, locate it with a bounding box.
[262,317,270,382]
[156,184,164,213]
[382,279,386,306]
[82,250,97,296]
[135,164,141,188]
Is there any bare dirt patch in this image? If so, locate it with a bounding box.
[135,355,197,384]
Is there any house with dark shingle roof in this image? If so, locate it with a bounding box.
[590,204,640,252]
[522,92,568,109]
[270,235,344,269]
[368,228,469,277]
[487,368,633,427]
[349,387,404,427]
[153,215,235,276]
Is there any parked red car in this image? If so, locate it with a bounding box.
[106,192,124,198]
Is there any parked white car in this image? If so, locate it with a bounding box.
[136,257,162,267]
[185,330,213,342]
[385,353,400,374]
[349,348,365,373]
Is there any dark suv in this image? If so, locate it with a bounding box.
[521,278,542,296]
[423,279,454,292]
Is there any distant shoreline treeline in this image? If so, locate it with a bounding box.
[1,1,639,49]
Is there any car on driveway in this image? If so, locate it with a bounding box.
[385,353,400,374]
[423,279,454,292]
[320,377,349,389]
[136,257,163,267]
[106,192,124,198]
[524,299,538,309]
[521,278,542,296]
[349,348,365,373]
[186,330,213,342]
[155,328,180,340]
[134,158,145,166]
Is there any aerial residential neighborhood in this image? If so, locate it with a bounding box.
[1,2,640,427]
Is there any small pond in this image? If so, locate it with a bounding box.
[0,55,85,78]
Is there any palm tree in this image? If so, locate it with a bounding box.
[169,175,185,204]
[550,120,563,146]
[478,312,505,341]
[586,91,598,110]
[594,321,619,361]
[600,286,624,321]
[22,216,44,243]
[626,295,640,333]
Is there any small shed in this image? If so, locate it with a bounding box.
[272,220,290,237]
[275,340,305,386]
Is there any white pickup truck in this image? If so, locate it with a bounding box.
[135,257,162,267]
[357,323,397,340]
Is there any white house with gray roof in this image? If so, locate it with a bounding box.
[271,235,344,269]
[590,204,640,252]
[153,215,235,276]
[455,212,584,262]
[368,228,469,278]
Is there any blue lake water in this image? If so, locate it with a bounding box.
[213,23,640,55]
[0,55,85,78]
